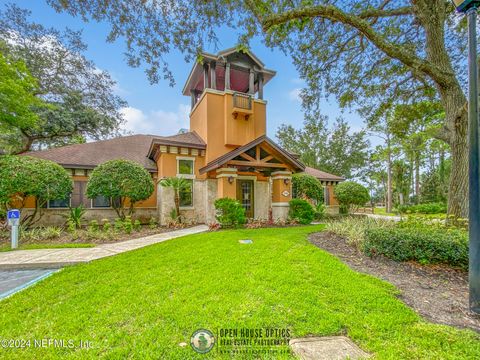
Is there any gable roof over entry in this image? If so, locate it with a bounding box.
[199,135,305,174]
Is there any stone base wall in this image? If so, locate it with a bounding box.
[271,203,289,221]
[325,205,340,215]
[254,181,270,220]
[22,208,158,227]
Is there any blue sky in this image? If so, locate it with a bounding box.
[3,0,365,141]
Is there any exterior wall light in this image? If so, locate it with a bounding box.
[228,176,234,184]
[284,178,290,185]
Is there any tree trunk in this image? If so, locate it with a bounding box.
[448,126,469,218]
[415,155,420,203]
[386,134,393,213]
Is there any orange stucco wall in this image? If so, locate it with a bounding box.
[326,184,339,205]
[190,91,266,163]
[22,173,157,209]
[272,178,292,203]
[156,152,206,179]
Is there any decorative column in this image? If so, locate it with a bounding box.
[249,68,255,94]
[210,61,216,90]
[203,63,209,90]
[271,171,292,220]
[258,73,264,100]
[190,89,196,109]
[225,62,231,90]
[216,167,237,199]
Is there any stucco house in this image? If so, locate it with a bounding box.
[26,48,343,225]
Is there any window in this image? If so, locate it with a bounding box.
[71,181,90,208]
[48,196,70,208]
[92,195,111,208]
[179,179,193,207]
[178,159,194,175]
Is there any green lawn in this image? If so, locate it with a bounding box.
[373,207,399,216]
[0,226,478,359]
[0,243,95,252]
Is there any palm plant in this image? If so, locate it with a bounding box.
[159,177,190,223]
[63,205,86,229]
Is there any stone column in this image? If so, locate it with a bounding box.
[271,171,292,221]
[203,63,209,90]
[216,167,237,199]
[258,73,264,99]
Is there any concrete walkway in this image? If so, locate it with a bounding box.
[0,225,209,270]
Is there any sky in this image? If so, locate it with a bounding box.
[2,0,366,142]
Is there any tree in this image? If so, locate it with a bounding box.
[46,0,471,217]
[277,115,369,179]
[0,4,126,153]
[292,173,324,204]
[0,155,72,227]
[86,160,155,219]
[334,181,370,214]
[159,177,190,222]
[0,51,47,136]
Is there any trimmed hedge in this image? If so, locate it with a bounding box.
[289,199,315,225]
[397,202,447,214]
[363,226,468,269]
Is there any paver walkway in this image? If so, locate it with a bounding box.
[0,225,208,269]
[355,213,402,221]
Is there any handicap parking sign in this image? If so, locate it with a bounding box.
[7,209,20,226]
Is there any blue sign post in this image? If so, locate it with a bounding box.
[7,209,20,249]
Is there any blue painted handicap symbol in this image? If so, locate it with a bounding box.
[7,209,20,219]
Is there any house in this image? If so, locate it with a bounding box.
[26,48,343,225]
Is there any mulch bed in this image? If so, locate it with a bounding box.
[309,231,480,333]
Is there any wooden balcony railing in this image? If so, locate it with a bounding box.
[233,92,252,110]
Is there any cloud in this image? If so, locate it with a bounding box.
[288,88,302,102]
[120,104,190,136]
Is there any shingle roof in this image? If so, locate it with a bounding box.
[304,166,344,182]
[25,132,206,172]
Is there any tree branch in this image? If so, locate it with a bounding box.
[358,6,413,18]
[261,5,454,87]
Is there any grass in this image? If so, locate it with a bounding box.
[0,225,478,359]
[0,243,95,252]
[373,207,399,216]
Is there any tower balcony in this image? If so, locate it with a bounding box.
[232,92,253,120]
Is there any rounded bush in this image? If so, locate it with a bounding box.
[288,199,315,224]
[334,181,369,213]
[214,198,246,228]
[292,173,324,203]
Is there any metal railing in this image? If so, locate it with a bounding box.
[233,92,252,110]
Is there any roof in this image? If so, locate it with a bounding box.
[304,166,344,182]
[199,135,305,174]
[182,48,276,96]
[25,132,206,172]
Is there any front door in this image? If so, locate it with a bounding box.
[236,180,254,218]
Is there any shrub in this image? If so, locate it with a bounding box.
[21,226,62,241]
[86,159,154,219]
[101,219,111,232]
[123,216,133,234]
[214,198,246,228]
[325,216,395,247]
[292,173,324,203]
[334,181,369,214]
[148,217,157,229]
[114,218,123,232]
[0,155,73,227]
[88,220,99,232]
[397,202,447,214]
[363,225,468,269]
[133,219,141,231]
[314,203,326,220]
[288,199,315,225]
[63,205,86,229]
